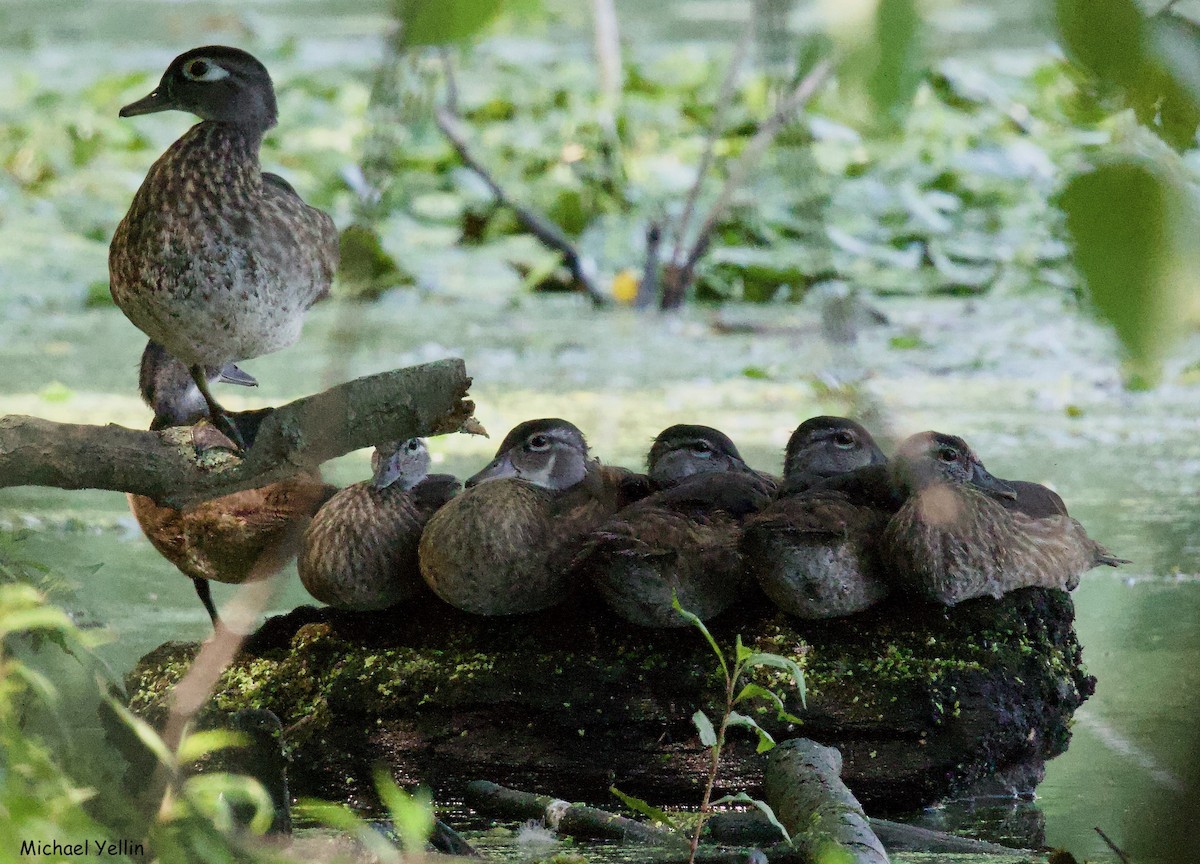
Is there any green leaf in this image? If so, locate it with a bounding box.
[184,773,275,835]
[299,799,402,863]
[742,652,807,708]
[868,0,925,119]
[733,682,802,723]
[396,0,507,47]
[102,692,175,771]
[177,729,249,764]
[610,786,680,830]
[1055,0,1147,90]
[692,710,717,747]
[374,767,435,852]
[673,593,728,679]
[1059,160,1200,383]
[710,792,792,843]
[726,711,776,753]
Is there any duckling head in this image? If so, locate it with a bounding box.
[647,424,752,488]
[466,418,589,491]
[371,438,431,491]
[892,431,1016,498]
[120,46,278,133]
[784,416,886,483]
[139,341,257,431]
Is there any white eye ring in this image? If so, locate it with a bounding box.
[183,59,230,82]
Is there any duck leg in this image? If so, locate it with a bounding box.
[189,365,247,452]
[192,577,220,626]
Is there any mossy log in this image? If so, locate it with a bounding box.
[125,587,1092,812]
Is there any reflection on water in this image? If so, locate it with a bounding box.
[2,1,1199,860]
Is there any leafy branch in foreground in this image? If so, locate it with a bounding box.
[613,595,805,864]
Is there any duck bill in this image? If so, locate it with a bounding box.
[120,87,171,117]
[217,363,258,388]
[466,454,517,488]
[371,458,405,490]
[971,464,1017,500]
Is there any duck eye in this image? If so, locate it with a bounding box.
[406,440,420,453]
[182,59,229,82]
[690,441,713,457]
[833,431,855,447]
[527,434,551,451]
[937,447,958,463]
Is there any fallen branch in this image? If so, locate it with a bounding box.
[0,359,477,509]
[434,106,608,308]
[1094,827,1132,864]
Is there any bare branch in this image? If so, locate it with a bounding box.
[0,359,477,509]
[676,58,833,292]
[434,106,608,308]
[671,16,757,266]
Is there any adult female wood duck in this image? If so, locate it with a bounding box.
[741,417,891,620]
[110,46,338,449]
[418,418,641,616]
[128,342,335,625]
[883,431,1128,606]
[298,439,460,611]
[573,425,774,628]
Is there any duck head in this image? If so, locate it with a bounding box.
[647,424,753,488]
[784,416,886,483]
[371,438,431,491]
[120,46,278,134]
[139,341,257,430]
[466,418,589,491]
[892,431,1017,498]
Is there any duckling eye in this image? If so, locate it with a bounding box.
[833,431,855,448]
[527,434,551,452]
[182,59,229,82]
[405,440,421,453]
[936,446,958,463]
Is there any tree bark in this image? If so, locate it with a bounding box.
[0,359,477,509]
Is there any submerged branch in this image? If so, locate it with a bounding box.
[434,106,608,308]
[0,359,477,509]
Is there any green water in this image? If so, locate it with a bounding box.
[2,1,1199,861]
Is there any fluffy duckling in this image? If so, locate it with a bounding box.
[573,425,774,628]
[883,431,1128,605]
[418,419,638,615]
[128,342,335,625]
[110,46,338,448]
[741,417,891,619]
[298,439,459,611]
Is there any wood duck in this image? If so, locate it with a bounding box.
[418,419,639,615]
[298,439,460,611]
[128,341,335,625]
[572,425,774,628]
[110,46,338,449]
[741,417,892,619]
[883,431,1128,606]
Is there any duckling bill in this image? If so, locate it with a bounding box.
[418,418,637,615]
[110,46,338,449]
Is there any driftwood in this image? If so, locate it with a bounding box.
[0,359,477,509]
[764,739,888,864]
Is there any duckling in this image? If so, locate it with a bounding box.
[741,417,892,619]
[883,431,1128,606]
[128,342,335,625]
[110,46,338,449]
[418,419,635,615]
[298,439,460,611]
[573,425,774,628]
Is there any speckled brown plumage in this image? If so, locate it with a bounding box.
[109,48,337,370]
[575,471,773,627]
[130,476,335,587]
[884,483,1123,605]
[741,417,890,620]
[419,466,626,616]
[299,474,459,611]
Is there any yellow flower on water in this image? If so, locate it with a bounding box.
[611,268,640,305]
